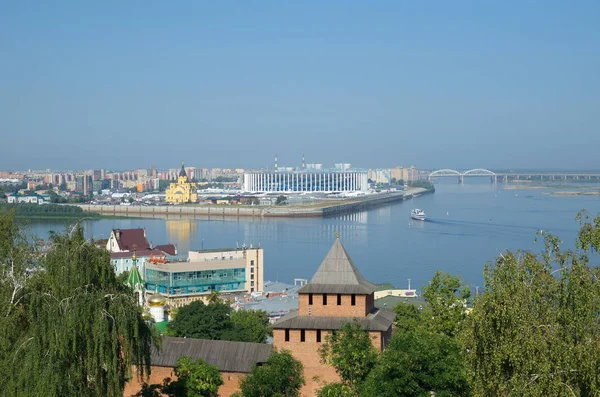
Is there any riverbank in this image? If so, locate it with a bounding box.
[544,191,600,197]
[76,188,432,219]
[0,203,105,220]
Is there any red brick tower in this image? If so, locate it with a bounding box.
[272,236,394,396]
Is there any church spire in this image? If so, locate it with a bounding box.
[179,162,188,178]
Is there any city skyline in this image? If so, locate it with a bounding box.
[1,2,599,170]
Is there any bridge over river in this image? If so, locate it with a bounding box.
[428,169,600,183]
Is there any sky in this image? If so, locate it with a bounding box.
[1,1,599,171]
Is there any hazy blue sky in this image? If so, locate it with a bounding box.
[1,1,598,171]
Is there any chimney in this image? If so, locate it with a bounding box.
[115,229,121,240]
[302,154,305,170]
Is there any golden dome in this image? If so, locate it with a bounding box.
[148,292,166,307]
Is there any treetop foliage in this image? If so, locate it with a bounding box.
[167,298,272,343]
[238,349,305,397]
[0,213,156,397]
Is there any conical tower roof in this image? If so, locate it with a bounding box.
[298,237,377,295]
[126,264,144,291]
[179,163,187,178]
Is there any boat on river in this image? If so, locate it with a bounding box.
[410,209,426,221]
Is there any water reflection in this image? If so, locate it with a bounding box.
[165,219,198,253]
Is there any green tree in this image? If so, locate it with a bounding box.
[392,301,424,332]
[238,349,305,397]
[275,195,288,205]
[461,212,600,396]
[317,383,355,397]
[116,270,130,285]
[318,322,378,394]
[362,327,470,397]
[227,309,272,343]
[362,328,470,397]
[422,271,471,337]
[167,300,232,340]
[164,356,223,397]
[0,214,156,397]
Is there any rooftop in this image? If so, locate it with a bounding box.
[111,228,151,251]
[297,237,377,295]
[151,337,272,373]
[272,308,395,331]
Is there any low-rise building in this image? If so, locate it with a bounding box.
[6,194,47,204]
[144,247,264,308]
[124,337,272,397]
[106,228,177,275]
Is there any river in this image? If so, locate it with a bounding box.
[26,180,600,293]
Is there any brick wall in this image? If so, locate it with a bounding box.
[123,365,245,397]
[298,293,372,317]
[273,328,385,396]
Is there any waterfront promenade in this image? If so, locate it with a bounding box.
[77,188,429,219]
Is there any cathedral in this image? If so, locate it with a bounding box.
[166,163,198,204]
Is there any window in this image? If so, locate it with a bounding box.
[316,329,321,343]
[251,288,254,293]
[251,267,254,273]
[251,281,254,287]
[251,260,255,266]
[308,293,313,305]
[337,294,342,305]
[300,329,305,342]
[285,329,290,342]
[323,294,327,305]
[251,274,254,280]
[351,294,356,306]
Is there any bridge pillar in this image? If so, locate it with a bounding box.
[459,175,464,184]
[503,175,508,183]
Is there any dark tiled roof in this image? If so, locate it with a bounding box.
[297,238,377,295]
[151,337,272,373]
[179,164,187,178]
[112,228,151,251]
[272,308,395,332]
[154,244,177,256]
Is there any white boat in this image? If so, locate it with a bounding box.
[411,209,426,221]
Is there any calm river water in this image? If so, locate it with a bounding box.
[27,180,600,293]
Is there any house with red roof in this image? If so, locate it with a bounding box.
[106,228,177,275]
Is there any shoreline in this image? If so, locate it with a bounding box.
[76,188,432,219]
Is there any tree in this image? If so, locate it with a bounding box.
[392,301,424,332]
[422,271,471,337]
[317,383,355,397]
[460,212,600,396]
[116,270,130,285]
[137,357,223,397]
[227,309,272,343]
[238,349,304,397]
[167,298,271,343]
[0,214,156,397]
[275,195,288,205]
[362,327,470,397]
[163,356,223,397]
[167,300,232,340]
[318,322,378,394]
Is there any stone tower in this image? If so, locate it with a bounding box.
[272,236,394,395]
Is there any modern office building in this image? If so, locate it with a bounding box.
[144,247,264,308]
[243,170,368,192]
